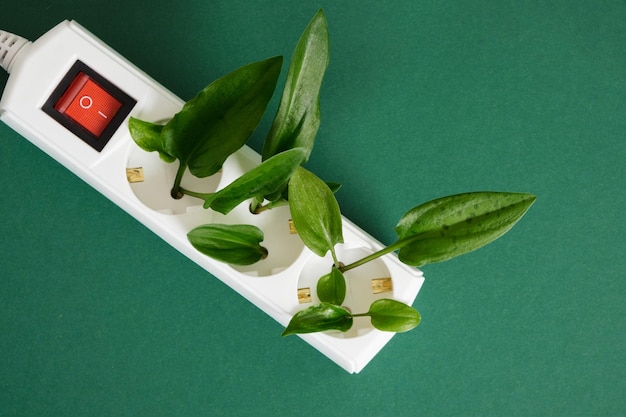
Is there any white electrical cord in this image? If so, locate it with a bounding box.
[0,30,31,73]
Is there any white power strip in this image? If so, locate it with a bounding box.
[0,21,424,373]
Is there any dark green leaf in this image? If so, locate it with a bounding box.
[282,303,352,336]
[263,186,288,204]
[205,148,306,214]
[317,267,346,305]
[325,181,342,193]
[162,56,283,178]
[128,118,174,163]
[258,180,339,209]
[262,9,329,162]
[288,167,343,257]
[364,299,421,333]
[394,192,536,266]
[187,224,267,266]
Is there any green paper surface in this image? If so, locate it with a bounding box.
[1,1,624,416]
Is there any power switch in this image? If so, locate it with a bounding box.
[54,72,122,137]
[42,60,137,152]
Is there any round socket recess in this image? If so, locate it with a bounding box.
[126,145,222,215]
[296,246,394,338]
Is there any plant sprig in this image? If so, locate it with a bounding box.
[129,56,283,199]
[284,167,535,335]
[282,299,421,336]
[128,9,536,339]
[182,148,307,214]
[288,166,343,264]
[262,9,329,163]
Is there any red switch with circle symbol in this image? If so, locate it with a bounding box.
[43,60,137,151]
[54,72,123,137]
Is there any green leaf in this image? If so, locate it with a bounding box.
[262,9,329,163]
[394,192,536,266]
[253,181,340,212]
[128,118,174,163]
[288,167,343,257]
[282,303,352,336]
[187,224,268,266]
[204,148,307,214]
[162,56,283,178]
[363,299,421,333]
[317,267,346,305]
[325,181,342,193]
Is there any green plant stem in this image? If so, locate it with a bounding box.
[330,247,340,268]
[251,203,270,214]
[249,196,266,214]
[338,233,430,273]
[338,244,399,273]
[171,162,188,199]
[250,199,289,214]
[179,187,214,201]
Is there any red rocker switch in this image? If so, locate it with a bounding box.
[42,60,137,152]
[54,72,122,137]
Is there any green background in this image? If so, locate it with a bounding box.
[1,1,624,416]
